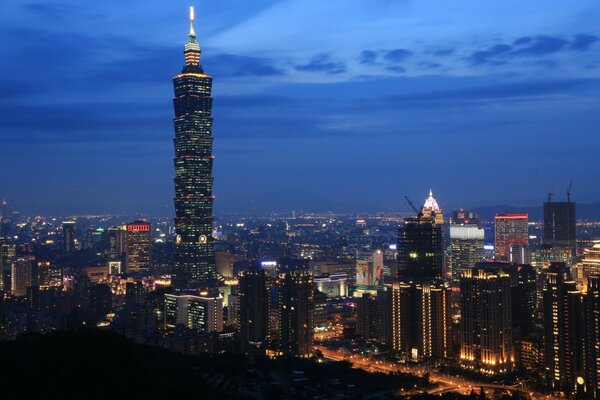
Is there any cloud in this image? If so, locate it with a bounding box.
[295,54,346,74]
[360,50,378,65]
[207,54,286,77]
[383,48,413,63]
[469,34,599,65]
[571,34,599,51]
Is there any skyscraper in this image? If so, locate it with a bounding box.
[238,269,271,353]
[449,210,484,286]
[543,263,585,394]
[494,214,528,261]
[459,265,514,375]
[171,7,217,294]
[584,275,600,398]
[543,200,576,256]
[62,221,75,254]
[278,270,314,357]
[125,220,152,273]
[397,215,444,280]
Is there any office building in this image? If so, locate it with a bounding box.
[355,249,384,296]
[165,293,223,333]
[314,273,348,298]
[278,270,314,357]
[581,243,600,288]
[215,250,234,278]
[62,221,76,254]
[108,225,126,262]
[450,210,484,286]
[494,214,528,261]
[11,256,34,297]
[238,269,270,353]
[543,200,576,256]
[415,280,451,361]
[356,293,378,339]
[459,265,514,375]
[398,202,444,281]
[0,243,15,291]
[171,7,218,294]
[125,281,145,308]
[124,220,152,273]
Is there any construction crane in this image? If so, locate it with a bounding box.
[567,179,573,203]
[404,195,420,215]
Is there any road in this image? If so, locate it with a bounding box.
[314,346,561,400]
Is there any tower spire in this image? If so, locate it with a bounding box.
[183,6,201,69]
[189,6,196,39]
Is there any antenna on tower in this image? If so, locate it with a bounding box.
[566,179,573,203]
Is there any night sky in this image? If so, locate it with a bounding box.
[1,0,600,215]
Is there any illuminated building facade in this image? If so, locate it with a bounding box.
[581,243,600,287]
[459,266,514,375]
[314,273,348,298]
[355,249,384,296]
[238,269,271,353]
[124,220,151,273]
[108,225,126,262]
[543,263,584,393]
[11,256,34,297]
[449,210,484,286]
[584,275,600,398]
[278,270,314,357]
[494,214,528,261]
[543,200,576,256]
[215,250,233,278]
[415,280,450,361]
[171,7,217,294]
[164,293,223,333]
[0,243,15,291]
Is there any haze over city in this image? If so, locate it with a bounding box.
[2,0,600,215]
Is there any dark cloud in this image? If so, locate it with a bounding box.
[571,34,599,51]
[360,50,378,65]
[295,54,346,74]
[512,35,568,56]
[469,44,512,65]
[383,48,413,63]
[470,34,598,65]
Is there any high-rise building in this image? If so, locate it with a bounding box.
[124,220,152,273]
[389,279,450,362]
[356,293,378,339]
[238,269,271,353]
[543,263,584,393]
[62,221,76,254]
[543,200,576,256]
[171,7,217,294]
[278,270,314,357]
[581,243,600,288]
[11,256,35,297]
[215,250,234,278]
[355,249,384,296]
[108,225,126,262]
[459,265,514,375]
[0,199,7,220]
[164,293,223,333]
[584,275,600,398]
[494,214,528,261]
[450,210,484,286]
[415,280,451,361]
[0,243,15,291]
[125,281,146,308]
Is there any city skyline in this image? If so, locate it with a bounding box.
[1,1,600,215]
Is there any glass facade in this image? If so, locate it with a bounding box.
[171,18,217,293]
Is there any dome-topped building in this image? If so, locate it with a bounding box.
[422,189,444,225]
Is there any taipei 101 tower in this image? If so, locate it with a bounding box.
[171,7,217,294]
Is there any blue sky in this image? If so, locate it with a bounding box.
[1,0,599,215]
